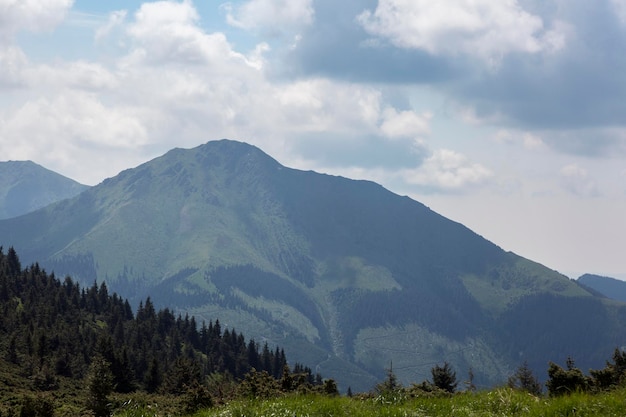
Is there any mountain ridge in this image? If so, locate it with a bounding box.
[0,160,88,220]
[578,274,626,303]
[0,139,623,391]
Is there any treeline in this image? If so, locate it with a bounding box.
[0,247,322,399]
[370,351,626,402]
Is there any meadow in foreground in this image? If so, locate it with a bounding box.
[111,387,626,417]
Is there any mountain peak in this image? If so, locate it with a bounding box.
[0,160,88,219]
[192,139,282,169]
[0,140,619,391]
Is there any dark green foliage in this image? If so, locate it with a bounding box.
[0,247,291,401]
[546,357,591,396]
[507,361,542,396]
[18,394,54,417]
[375,365,402,396]
[162,357,202,395]
[238,369,281,399]
[322,379,339,396]
[431,362,458,393]
[182,383,214,414]
[590,348,626,390]
[85,356,114,417]
[31,365,58,392]
[144,357,163,394]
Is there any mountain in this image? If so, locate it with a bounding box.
[578,274,626,303]
[0,161,88,220]
[1,139,624,391]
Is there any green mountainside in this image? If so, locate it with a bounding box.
[0,139,624,392]
[0,160,88,220]
[578,274,626,303]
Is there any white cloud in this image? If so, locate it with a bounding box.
[380,107,431,139]
[521,133,546,151]
[95,9,127,42]
[357,0,566,61]
[272,79,382,134]
[0,0,74,41]
[559,164,599,197]
[0,46,28,87]
[26,61,118,91]
[0,92,148,183]
[223,0,314,33]
[125,0,263,71]
[403,149,493,191]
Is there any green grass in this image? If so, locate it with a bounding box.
[110,388,626,417]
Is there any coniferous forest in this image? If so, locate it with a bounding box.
[0,247,330,416]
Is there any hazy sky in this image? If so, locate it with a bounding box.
[1,0,626,279]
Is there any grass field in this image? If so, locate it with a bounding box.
[108,387,626,417]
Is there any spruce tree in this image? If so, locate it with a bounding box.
[431,362,457,393]
[507,361,542,395]
[85,356,114,417]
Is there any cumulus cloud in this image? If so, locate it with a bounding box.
[0,92,148,183]
[0,0,73,41]
[357,0,565,61]
[285,0,626,157]
[379,107,431,139]
[403,149,493,192]
[224,0,314,33]
[559,164,600,197]
[125,0,262,69]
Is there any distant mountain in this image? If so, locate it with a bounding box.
[578,274,626,303]
[0,161,88,219]
[1,140,625,391]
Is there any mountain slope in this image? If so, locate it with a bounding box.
[578,274,626,303]
[0,139,623,391]
[0,161,88,220]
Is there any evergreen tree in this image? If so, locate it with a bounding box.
[375,363,401,395]
[322,379,339,396]
[590,348,626,390]
[162,357,202,395]
[85,356,114,417]
[507,361,542,395]
[144,357,163,394]
[431,362,458,393]
[546,358,590,396]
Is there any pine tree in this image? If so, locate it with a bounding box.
[85,356,114,417]
[375,363,401,395]
[431,362,457,393]
[144,357,162,394]
[546,358,590,396]
[507,361,541,395]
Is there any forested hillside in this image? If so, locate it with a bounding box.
[2,140,626,391]
[0,247,326,415]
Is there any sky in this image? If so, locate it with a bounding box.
[1,0,626,280]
